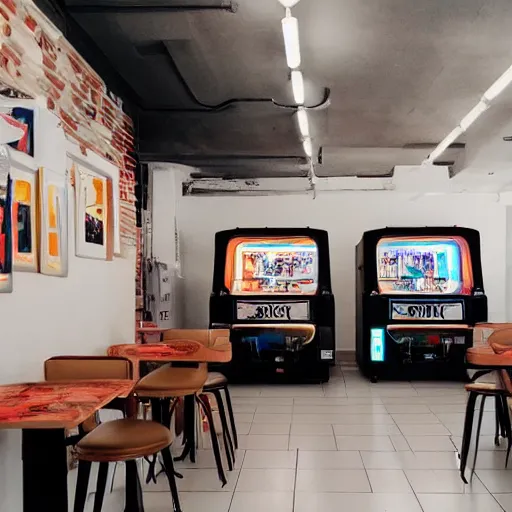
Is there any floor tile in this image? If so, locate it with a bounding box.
[249,423,290,435]
[475,469,512,493]
[435,412,471,424]
[229,491,293,512]
[260,386,324,397]
[236,423,251,435]
[230,386,262,397]
[255,405,293,414]
[295,469,371,492]
[235,468,295,492]
[297,450,364,469]
[472,450,511,469]
[451,436,506,453]
[173,449,245,470]
[385,404,431,414]
[404,469,487,493]
[336,435,395,451]
[418,493,505,512]
[390,435,412,451]
[235,413,255,423]
[233,404,257,414]
[95,490,234,512]
[333,424,401,436]
[290,423,334,436]
[392,413,440,424]
[252,413,292,424]
[294,492,423,512]
[232,397,294,406]
[405,436,456,452]
[289,435,337,451]
[429,404,467,414]
[292,413,344,424]
[361,451,460,470]
[367,469,413,493]
[293,405,387,414]
[493,494,512,512]
[172,469,238,492]
[238,435,289,451]
[328,414,396,425]
[398,424,451,436]
[242,450,297,469]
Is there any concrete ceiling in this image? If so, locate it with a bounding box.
[63,0,512,178]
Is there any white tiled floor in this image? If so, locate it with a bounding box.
[78,366,512,511]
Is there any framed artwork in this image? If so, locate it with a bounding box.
[0,145,12,292]
[10,166,38,272]
[38,167,68,277]
[0,106,34,157]
[75,165,113,260]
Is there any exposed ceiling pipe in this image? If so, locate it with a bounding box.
[67,1,238,14]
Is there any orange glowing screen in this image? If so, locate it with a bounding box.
[47,185,59,257]
[377,236,473,295]
[224,237,318,295]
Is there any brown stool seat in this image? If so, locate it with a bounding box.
[205,371,228,388]
[135,363,208,398]
[76,419,172,462]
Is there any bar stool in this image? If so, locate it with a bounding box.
[161,329,236,465]
[74,419,181,512]
[460,329,512,482]
[135,362,229,486]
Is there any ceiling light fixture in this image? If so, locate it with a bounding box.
[303,137,313,157]
[483,64,512,101]
[281,8,301,69]
[296,107,309,137]
[291,70,304,104]
[278,0,301,7]
[459,100,489,131]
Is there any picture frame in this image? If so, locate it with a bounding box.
[38,167,68,277]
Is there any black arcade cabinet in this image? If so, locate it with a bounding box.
[210,228,335,382]
[356,227,487,381]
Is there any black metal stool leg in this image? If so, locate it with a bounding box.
[125,460,144,512]
[471,395,487,480]
[212,389,235,471]
[495,395,502,446]
[196,393,228,486]
[460,391,478,484]
[93,462,109,512]
[175,395,196,463]
[500,394,512,467]
[73,460,92,512]
[161,446,183,512]
[223,385,238,449]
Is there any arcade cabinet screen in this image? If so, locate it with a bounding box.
[225,236,318,295]
[376,236,473,295]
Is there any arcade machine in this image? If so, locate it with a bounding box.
[356,227,487,381]
[210,228,335,382]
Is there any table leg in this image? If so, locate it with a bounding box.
[22,428,68,512]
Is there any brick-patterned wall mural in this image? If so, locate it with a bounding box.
[0,0,137,248]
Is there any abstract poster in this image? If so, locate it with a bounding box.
[38,167,68,277]
[0,106,34,157]
[0,145,12,292]
[11,167,38,272]
[75,166,112,260]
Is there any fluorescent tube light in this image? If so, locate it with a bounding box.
[303,137,313,157]
[291,70,304,104]
[282,9,301,69]
[426,126,463,163]
[483,64,512,101]
[296,107,309,137]
[459,100,489,131]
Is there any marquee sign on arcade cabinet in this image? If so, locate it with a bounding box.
[356,227,487,381]
[210,228,335,382]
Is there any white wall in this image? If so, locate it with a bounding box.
[170,191,506,350]
[0,106,135,512]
